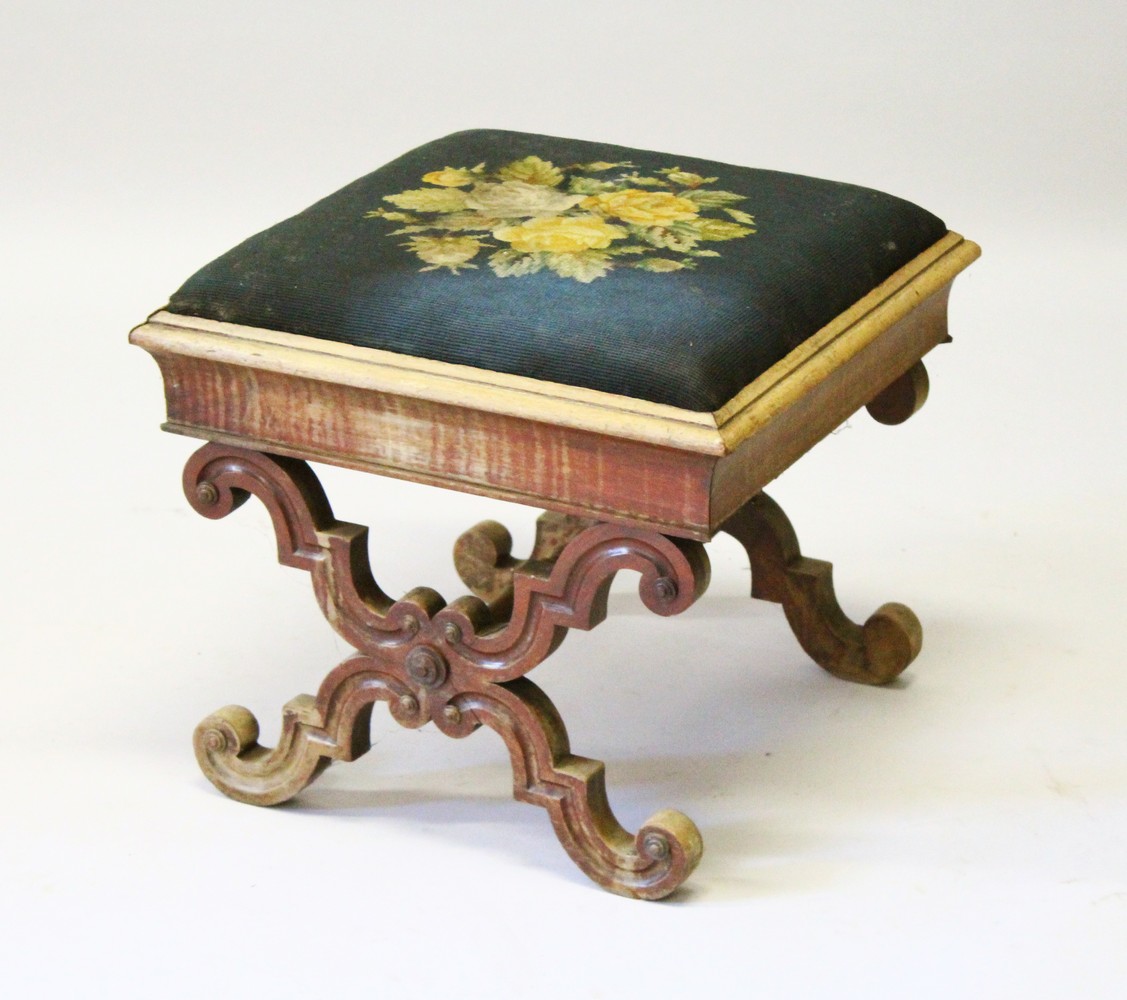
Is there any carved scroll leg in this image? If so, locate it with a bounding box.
[183,442,398,808]
[446,518,709,897]
[452,677,702,900]
[723,493,922,685]
[182,440,706,895]
[194,656,430,807]
[453,511,595,606]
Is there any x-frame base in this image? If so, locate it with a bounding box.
[186,441,921,899]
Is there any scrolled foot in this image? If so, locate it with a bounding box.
[861,601,923,683]
[193,699,333,806]
[724,493,922,685]
[548,805,702,901]
[452,519,516,605]
[473,679,703,899]
[626,809,705,900]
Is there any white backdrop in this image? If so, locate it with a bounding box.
[3,2,1125,997]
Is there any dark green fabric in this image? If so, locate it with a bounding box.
[167,129,947,412]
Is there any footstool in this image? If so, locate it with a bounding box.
[131,129,979,899]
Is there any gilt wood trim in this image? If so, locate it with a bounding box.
[707,282,956,529]
[712,232,980,448]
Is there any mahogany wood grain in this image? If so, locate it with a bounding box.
[158,355,718,538]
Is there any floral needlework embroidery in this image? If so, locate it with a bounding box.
[365,156,757,283]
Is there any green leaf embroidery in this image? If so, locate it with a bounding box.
[365,208,419,223]
[724,208,757,226]
[425,211,501,231]
[544,251,612,283]
[634,223,699,252]
[489,249,545,278]
[657,167,719,188]
[633,257,690,273]
[567,176,620,195]
[383,188,470,213]
[679,189,746,208]
[576,160,634,172]
[619,172,670,188]
[402,235,484,273]
[694,219,755,241]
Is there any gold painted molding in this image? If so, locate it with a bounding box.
[713,232,980,449]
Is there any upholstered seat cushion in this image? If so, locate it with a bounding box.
[167,129,947,412]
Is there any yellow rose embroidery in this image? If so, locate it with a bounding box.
[368,154,756,282]
[422,166,477,187]
[494,216,627,253]
[581,189,700,225]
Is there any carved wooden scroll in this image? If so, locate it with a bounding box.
[185,442,709,899]
[184,443,924,899]
[723,493,922,685]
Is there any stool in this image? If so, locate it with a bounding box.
[131,129,979,898]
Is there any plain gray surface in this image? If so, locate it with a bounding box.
[3,2,1124,997]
